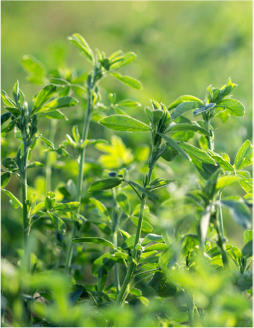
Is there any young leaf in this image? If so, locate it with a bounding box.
[166,123,210,136]
[22,55,46,77]
[53,202,80,212]
[148,178,173,190]
[110,52,137,70]
[193,103,216,116]
[68,33,94,63]
[48,213,66,234]
[180,143,216,164]
[242,240,252,258]
[216,99,245,117]
[142,234,163,246]
[1,172,10,188]
[171,101,203,120]
[99,115,150,132]
[37,110,68,120]
[158,133,190,160]
[33,96,78,114]
[216,176,241,190]
[116,99,141,109]
[40,136,54,149]
[168,95,203,111]
[147,271,177,298]
[111,72,142,90]
[210,153,234,171]
[1,91,16,108]
[2,189,23,208]
[72,237,116,249]
[1,112,12,125]
[88,178,122,192]
[33,84,57,111]
[234,140,253,170]
[220,199,251,229]
[244,230,253,244]
[27,162,44,169]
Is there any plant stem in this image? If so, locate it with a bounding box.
[64,84,92,276]
[205,121,228,267]
[185,293,194,327]
[112,189,120,293]
[21,139,30,273]
[108,159,155,326]
[45,120,57,193]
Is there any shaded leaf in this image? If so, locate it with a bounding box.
[88,178,122,192]
[72,237,116,249]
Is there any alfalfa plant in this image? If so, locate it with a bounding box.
[1,81,80,323]
[74,96,219,325]
[52,33,143,276]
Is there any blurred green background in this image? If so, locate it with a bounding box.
[1,1,252,256]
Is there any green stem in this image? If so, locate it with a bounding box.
[22,140,30,273]
[108,160,155,327]
[64,85,92,276]
[112,189,120,294]
[45,120,57,193]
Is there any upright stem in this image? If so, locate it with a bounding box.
[205,120,228,266]
[22,139,30,273]
[108,162,154,327]
[45,120,57,193]
[112,189,120,293]
[64,85,92,276]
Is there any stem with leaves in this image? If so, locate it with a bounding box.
[64,77,93,276]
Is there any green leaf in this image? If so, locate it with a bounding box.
[99,115,150,132]
[220,199,251,229]
[1,172,10,188]
[161,148,179,162]
[90,198,110,219]
[180,143,216,164]
[171,101,203,120]
[110,52,137,70]
[239,178,253,193]
[147,271,177,298]
[193,103,216,116]
[235,140,253,170]
[116,192,130,214]
[13,81,19,106]
[27,162,44,169]
[68,33,94,63]
[166,123,210,136]
[33,96,78,114]
[4,107,20,117]
[121,235,136,250]
[100,58,111,70]
[216,176,241,190]
[91,252,118,277]
[210,153,234,171]
[111,72,142,90]
[22,55,46,77]
[168,95,203,111]
[244,230,253,245]
[148,178,173,190]
[88,178,122,192]
[126,180,158,200]
[40,136,54,149]
[242,240,252,258]
[72,237,116,249]
[2,189,23,208]
[37,110,68,120]
[1,90,16,108]
[48,77,70,85]
[2,158,18,171]
[142,234,163,246]
[116,99,141,109]
[53,202,80,212]
[1,112,12,125]
[48,213,66,234]
[216,99,245,117]
[145,243,168,251]
[158,133,190,160]
[33,85,57,111]
[31,202,45,215]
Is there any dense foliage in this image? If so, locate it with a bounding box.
[1,6,253,326]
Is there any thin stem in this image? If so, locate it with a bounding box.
[185,293,194,327]
[22,139,30,273]
[64,85,92,276]
[112,189,120,294]
[45,120,57,193]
